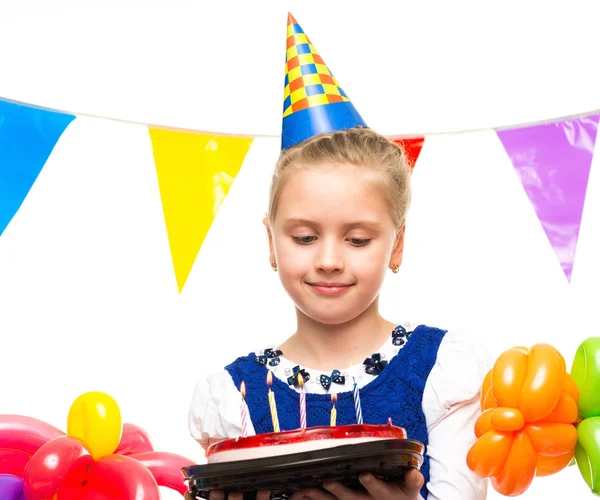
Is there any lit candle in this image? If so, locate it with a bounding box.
[298,372,307,430]
[330,393,337,427]
[267,370,280,432]
[352,377,363,425]
[240,381,249,438]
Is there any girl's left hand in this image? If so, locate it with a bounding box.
[289,469,424,500]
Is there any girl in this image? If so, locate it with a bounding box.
[188,126,490,500]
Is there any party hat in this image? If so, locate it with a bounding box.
[281,13,367,149]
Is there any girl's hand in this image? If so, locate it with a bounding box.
[289,469,424,500]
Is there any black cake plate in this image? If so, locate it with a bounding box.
[182,438,425,500]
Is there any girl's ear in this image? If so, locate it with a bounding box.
[263,217,276,267]
[390,222,406,269]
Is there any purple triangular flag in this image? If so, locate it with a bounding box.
[497,114,600,282]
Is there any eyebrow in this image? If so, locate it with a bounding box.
[282,218,383,229]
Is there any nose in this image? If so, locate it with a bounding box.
[315,239,344,273]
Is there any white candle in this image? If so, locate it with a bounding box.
[298,372,307,429]
[240,381,249,437]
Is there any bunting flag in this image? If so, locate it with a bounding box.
[392,137,425,170]
[0,100,75,236]
[148,128,253,292]
[497,114,600,282]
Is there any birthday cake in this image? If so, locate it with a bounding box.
[205,424,407,464]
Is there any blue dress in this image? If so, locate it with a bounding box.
[225,325,447,499]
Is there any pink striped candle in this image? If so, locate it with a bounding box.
[240,381,249,437]
[298,372,307,429]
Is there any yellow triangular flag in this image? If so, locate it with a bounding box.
[148,128,253,292]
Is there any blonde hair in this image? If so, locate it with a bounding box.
[268,126,412,227]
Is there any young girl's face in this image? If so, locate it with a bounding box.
[267,165,404,325]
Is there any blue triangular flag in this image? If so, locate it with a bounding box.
[0,100,75,236]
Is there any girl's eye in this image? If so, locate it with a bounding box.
[348,238,371,246]
[293,236,317,244]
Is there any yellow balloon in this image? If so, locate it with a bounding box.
[67,391,122,459]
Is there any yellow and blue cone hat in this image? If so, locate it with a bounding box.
[281,13,367,150]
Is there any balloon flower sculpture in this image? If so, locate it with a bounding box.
[467,337,600,496]
[0,391,194,499]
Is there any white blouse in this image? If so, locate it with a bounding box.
[188,323,491,500]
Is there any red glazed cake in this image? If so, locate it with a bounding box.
[206,424,407,464]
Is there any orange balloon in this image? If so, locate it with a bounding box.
[475,409,494,438]
[490,430,537,497]
[525,422,577,457]
[467,430,514,478]
[519,344,566,423]
[481,369,492,411]
[562,373,580,404]
[491,408,525,432]
[470,342,575,497]
[535,448,575,477]
[544,392,578,424]
[483,386,499,410]
[492,348,528,408]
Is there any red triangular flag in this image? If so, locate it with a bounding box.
[392,137,425,170]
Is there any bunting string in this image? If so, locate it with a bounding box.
[1,96,598,290]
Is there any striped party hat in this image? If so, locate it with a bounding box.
[281,13,367,150]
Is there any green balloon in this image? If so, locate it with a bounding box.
[576,417,600,494]
[571,337,600,418]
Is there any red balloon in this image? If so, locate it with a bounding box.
[130,451,195,494]
[59,454,160,500]
[0,415,64,455]
[0,449,30,477]
[114,424,154,456]
[23,436,93,499]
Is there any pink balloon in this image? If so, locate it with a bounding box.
[114,423,154,456]
[59,454,160,500]
[0,449,30,477]
[23,436,93,499]
[0,415,64,455]
[130,451,195,494]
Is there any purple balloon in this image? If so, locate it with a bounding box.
[0,474,24,500]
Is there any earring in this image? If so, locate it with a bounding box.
[390,264,399,273]
[271,262,278,272]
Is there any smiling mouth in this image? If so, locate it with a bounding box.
[305,282,355,296]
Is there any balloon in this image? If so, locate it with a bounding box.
[570,337,600,418]
[490,430,537,496]
[536,448,576,477]
[0,415,64,455]
[114,423,154,456]
[491,348,528,409]
[130,451,195,494]
[467,343,578,496]
[467,430,513,478]
[0,449,30,477]
[519,344,566,422]
[58,454,160,499]
[0,474,24,500]
[67,392,122,459]
[574,416,600,494]
[480,369,492,411]
[23,436,93,499]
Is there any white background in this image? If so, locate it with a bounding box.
[1,1,600,498]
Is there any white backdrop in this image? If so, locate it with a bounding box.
[1,1,600,499]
